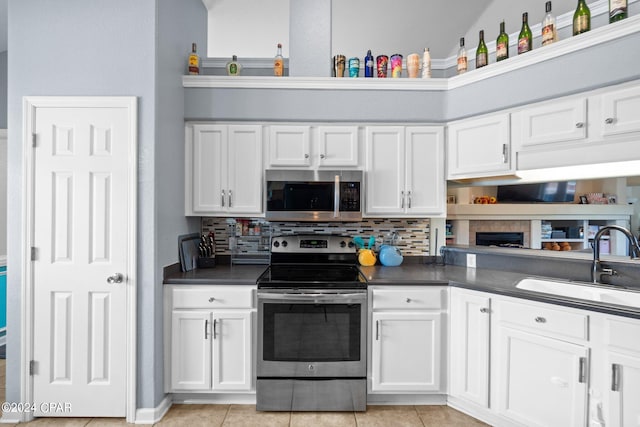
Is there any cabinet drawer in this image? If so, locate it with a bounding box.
[172,286,255,309]
[371,287,445,310]
[498,299,588,341]
[606,317,640,353]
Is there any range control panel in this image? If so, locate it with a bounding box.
[271,234,356,253]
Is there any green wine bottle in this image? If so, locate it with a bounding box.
[609,0,627,23]
[518,13,532,54]
[496,21,509,61]
[573,0,591,35]
[476,30,488,68]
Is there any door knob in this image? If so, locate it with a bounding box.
[106,273,124,284]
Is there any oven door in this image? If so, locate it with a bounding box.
[257,289,367,378]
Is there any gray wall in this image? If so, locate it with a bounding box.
[0,51,6,128]
[7,0,205,411]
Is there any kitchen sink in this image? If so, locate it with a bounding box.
[515,277,640,309]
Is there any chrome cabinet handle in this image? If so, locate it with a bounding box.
[401,191,405,209]
[575,122,584,128]
[106,273,124,284]
[406,298,411,303]
[304,154,309,159]
[535,316,546,323]
[228,189,232,207]
[605,117,614,124]
[407,191,412,209]
[212,319,217,340]
[221,190,225,207]
[204,319,209,339]
[579,357,587,383]
[375,320,380,341]
[480,307,489,313]
[611,363,620,391]
[502,144,508,163]
[208,297,215,303]
[320,154,326,159]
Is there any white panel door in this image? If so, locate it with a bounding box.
[171,311,212,391]
[365,127,405,215]
[371,312,441,392]
[191,124,227,213]
[268,125,311,167]
[405,126,445,216]
[317,126,359,167]
[212,311,252,391]
[607,351,640,427]
[600,84,640,137]
[515,98,587,148]
[32,103,132,416]
[227,125,262,214]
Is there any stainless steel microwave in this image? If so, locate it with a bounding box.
[265,169,363,222]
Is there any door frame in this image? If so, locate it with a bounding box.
[20,96,137,422]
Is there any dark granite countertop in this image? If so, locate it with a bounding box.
[164,262,640,319]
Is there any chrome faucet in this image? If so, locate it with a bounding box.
[591,225,640,284]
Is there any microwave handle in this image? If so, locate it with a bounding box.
[334,175,340,218]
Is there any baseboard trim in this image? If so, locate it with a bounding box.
[134,395,172,425]
[366,394,447,405]
[0,411,25,424]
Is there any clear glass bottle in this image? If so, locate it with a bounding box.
[476,30,488,68]
[226,55,241,76]
[457,37,468,75]
[273,43,284,76]
[609,0,627,23]
[188,43,200,75]
[518,12,533,54]
[542,1,558,46]
[496,21,509,62]
[573,0,591,35]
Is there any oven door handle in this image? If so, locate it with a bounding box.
[258,292,366,302]
[334,174,340,218]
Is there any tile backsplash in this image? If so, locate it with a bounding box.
[201,217,431,256]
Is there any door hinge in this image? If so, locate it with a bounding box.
[32,133,37,148]
[29,360,35,375]
[31,246,37,261]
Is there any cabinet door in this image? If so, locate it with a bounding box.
[317,126,359,167]
[190,124,227,214]
[405,126,445,216]
[496,327,588,427]
[607,351,640,427]
[600,84,640,137]
[371,312,442,392]
[447,113,511,179]
[365,127,405,215]
[268,125,311,166]
[449,289,491,408]
[171,311,212,391]
[212,311,253,391]
[515,98,587,149]
[227,125,263,214]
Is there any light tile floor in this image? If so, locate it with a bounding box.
[1,360,488,426]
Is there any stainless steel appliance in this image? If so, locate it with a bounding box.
[256,234,367,411]
[265,170,363,222]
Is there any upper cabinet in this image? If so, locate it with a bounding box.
[447,113,512,180]
[186,123,263,216]
[597,83,640,138]
[366,126,445,217]
[267,125,360,168]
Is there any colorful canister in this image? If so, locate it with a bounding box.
[348,57,360,77]
[376,55,388,78]
[407,53,420,78]
[390,54,403,78]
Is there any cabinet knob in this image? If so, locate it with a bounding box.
[320,154,326,159]
[208,297,215,303]
[535,316,546,323]
[605,117,615,124]
[304,154,310,159]
[406,298,411,303]
[575,122,584,128]
[480,307,489,313]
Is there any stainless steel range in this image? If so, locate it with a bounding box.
[256,234,367,412]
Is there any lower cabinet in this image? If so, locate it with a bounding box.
[166,285,255,393]
[369,286,447,393]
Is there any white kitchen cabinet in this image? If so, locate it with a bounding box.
[449,288,491,408]
[369,286,446,393]
[493,298,588,427]
[166,285,255,393]
[512,97,588,150]
[447,112,512,180]
[267,125,359,168]
[186,123,262,216]
[598,83,640,138]
[604,316,640,427]
[366,126,445,216]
